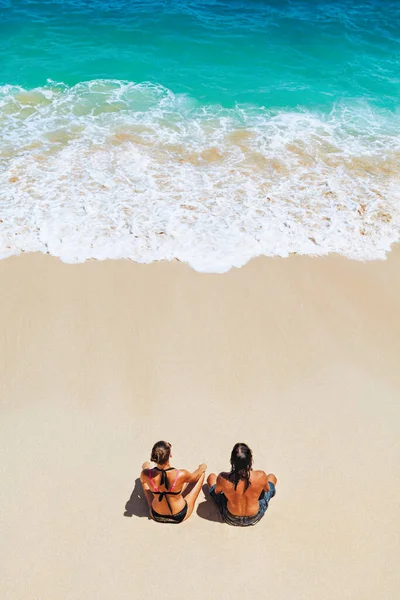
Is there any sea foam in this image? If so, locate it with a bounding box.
[1,81,399,272]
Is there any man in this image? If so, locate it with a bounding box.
[207,442,277,526]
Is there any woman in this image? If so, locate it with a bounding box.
[207,442,277,526]
[140,440,206,524]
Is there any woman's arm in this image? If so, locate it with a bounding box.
[183,463,207,483]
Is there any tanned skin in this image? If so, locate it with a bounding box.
[140,457,207,521]
[207,470,277,516]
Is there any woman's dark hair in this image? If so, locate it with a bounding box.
[151,441,171,465]
[229,442,253,490]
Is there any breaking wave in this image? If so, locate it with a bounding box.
[1,80,399,272]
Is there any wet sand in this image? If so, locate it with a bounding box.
[1,252,399,600]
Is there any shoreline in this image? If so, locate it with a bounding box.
[1,251,399,600]
[2,242,400,271]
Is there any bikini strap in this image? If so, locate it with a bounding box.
[151,467,179,513]
[149,468,159,492]
[154,467,175,472]
[170,470,180,492]
[153,466,175,491]
[154,467,174,470]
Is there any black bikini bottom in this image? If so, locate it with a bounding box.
[151,501,188,524]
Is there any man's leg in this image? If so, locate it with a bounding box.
[207,473,217,488]
[206,473,225,521]
[262,473,278,504]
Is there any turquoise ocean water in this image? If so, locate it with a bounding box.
[1,0,399,270]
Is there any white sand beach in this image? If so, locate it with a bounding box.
[1,252,399,600]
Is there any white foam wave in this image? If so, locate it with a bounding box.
[1,80,399,272]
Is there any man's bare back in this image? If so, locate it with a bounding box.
[207,443,277,526]
[215,470,276,516]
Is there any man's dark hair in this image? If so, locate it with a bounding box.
[229,442,253,490]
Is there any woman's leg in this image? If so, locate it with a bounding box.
[140,462,153,516]
[183,473,206,521]
[207,473,217,488]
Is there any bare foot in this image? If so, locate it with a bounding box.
[142,461,151,470]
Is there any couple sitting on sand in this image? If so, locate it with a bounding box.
[140,440,277,526]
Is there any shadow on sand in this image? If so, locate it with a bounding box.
[124,480,222,523]
[123,478,150,518]
[196,484,223,523]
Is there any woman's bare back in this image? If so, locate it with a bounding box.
[142,467,189,515]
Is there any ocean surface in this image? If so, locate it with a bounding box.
[1,0,399,271]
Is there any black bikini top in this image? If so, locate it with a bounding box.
[149,467,182,513]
